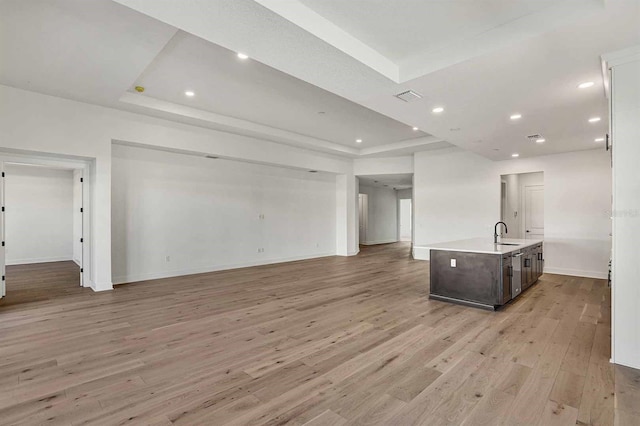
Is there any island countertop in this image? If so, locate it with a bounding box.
[428,237,544,255]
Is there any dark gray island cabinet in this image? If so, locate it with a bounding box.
[428,238,544,310]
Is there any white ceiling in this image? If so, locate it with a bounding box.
[298,0,595,67]
[1,0,639,161]
[362,0,640,160]
[0,0,177,105]
[257,0,604,81]
[131,31,428,149]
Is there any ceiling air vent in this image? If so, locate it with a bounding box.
[527,134,542,141]
[394,90,423,103]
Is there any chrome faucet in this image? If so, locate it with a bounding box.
[494,221,508,243]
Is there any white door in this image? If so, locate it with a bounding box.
[358,194,368,244]
[524,185,544,239]
[399,199,412,242]
[0,164,4,298]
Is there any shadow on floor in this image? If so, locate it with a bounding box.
[1,261,86,308]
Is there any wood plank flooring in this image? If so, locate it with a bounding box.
[0,243,634,425]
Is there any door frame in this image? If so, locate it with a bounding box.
[397,197,412,243]
[358,193,368,244]
[0,153,92,298]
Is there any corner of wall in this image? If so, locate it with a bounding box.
[412,246,430,261]
[89,280,113,292]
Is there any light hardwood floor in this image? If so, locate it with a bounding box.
[0,243,636,425]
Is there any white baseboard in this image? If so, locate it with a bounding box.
[361,239,399,246]
[543,267,608,280]
[90,285,113,292]
[84,277,113,292]
[73,258,82,267]
[412,246,430,260]
[112,252,336,285]
[7,255,73,266]
[611,357,640,370]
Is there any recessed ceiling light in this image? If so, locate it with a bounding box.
[578,81,595,89]
[412,126,419,131]
[510,114,522,120]
[237,52,249,59]
[356,139,363,143]
[512,153,520,158]
[432,107,444,113]
[184,91,195,97]
[595,137,605,142]
[588,117,601,123]
[536,138,546,143]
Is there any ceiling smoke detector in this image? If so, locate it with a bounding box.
[394,90,423,103]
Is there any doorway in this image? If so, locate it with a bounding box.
[358,193,368,244]
[499,171,544,239]
[0,158,89,302]
[356,174,413,249]
[399,198,412,242]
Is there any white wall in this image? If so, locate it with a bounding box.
[336,174,359,256]
[111,145,337,284]
[396,189,412,200]
[358,184,398,245]
[397,189,413,243]
[0,84,355,290]
[353,156,413,176]
[5,165,74,265]
[502,174,520,238]
[399,199,412,242]
[413,147,612,279]
[610,54,640,370]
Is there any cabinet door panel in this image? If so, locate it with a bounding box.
[502,255,512,304]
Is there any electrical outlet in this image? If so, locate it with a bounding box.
[450,259,457,268]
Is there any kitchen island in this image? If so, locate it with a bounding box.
[429,238,544,310]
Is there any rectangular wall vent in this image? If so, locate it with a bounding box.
[394,90,423,103]
[527,134,542,140]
